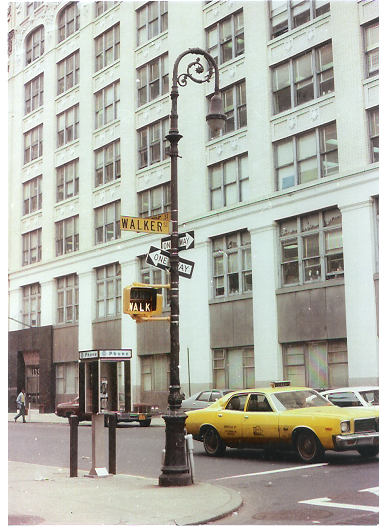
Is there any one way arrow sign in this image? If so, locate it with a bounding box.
[161,231,195,252]
[146,246,195,279]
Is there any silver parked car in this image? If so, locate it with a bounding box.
[181,389,232,412]
[320,387,379,409]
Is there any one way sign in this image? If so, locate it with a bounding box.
[146,246,195,279]
[161,231,195,252]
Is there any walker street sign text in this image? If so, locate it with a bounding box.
[161,231,195,252]
[146,246,195,279]
[120,216,170,234]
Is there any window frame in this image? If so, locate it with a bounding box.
[138,182,171,218]
[272,41,334,115]
[95,23,120,72]
[23,175,42,216]
[275,121,338,191]
[206,10,244,66]
[212,230,252,298]
[25,73,44,115]
[213,347,254,389]
[209,153,249,210]
[55,215,79,256]
[22,228,42,266]
[95,1,120,17]
[138,118,169,169]
[57,50,80,96]
[140,354,170,392]
[58,2,80,44]
[95,262,121,318]
[95,140,121,187]
[210,80,247,140]
[270,0,330,40]
[26,25,44,65]
[56,159,79,202]
[22,283,41,327]
[94,200,121,245]
[95,81,120,129]
[24,124,43,164]
[369,107,379,163]
[137,54,169,107]
[57,274,79,324]
[279,207,344,287]
[136,1,168,47]
[57,104,79,148]
[364,20,379,78]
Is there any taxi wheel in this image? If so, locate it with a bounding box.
[203,428,226,457]
[357,446,379,458]
[296,431,324,464]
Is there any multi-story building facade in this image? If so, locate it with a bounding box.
[8,0,379,413]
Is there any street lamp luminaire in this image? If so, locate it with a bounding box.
[159,48,226,487]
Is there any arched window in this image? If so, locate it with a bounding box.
[58,2,80,43]
[26,26,44,65]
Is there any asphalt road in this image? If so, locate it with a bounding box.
[8,421,379,525]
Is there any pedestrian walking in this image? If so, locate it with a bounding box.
[14,389,26,423]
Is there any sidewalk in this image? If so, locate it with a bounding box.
[8,413,242,525]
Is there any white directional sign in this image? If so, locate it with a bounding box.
[146,246,195,279]
[161,231,195,252]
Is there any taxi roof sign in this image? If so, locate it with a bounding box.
[270,380,291,387]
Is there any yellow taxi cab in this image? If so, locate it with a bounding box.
[184,382,379,463]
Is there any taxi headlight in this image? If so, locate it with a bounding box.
[340,420,350,434]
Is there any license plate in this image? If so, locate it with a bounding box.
[139,414,146,420]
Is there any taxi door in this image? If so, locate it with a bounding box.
[215,393,249,445]
[242,393,280,446]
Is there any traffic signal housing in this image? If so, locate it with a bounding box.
[123,285,163,317]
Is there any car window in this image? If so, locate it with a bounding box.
[359,390,379,405]
[328,392,362,407]
[196,391,211,402]
[210,391,221,402]
[225,394,247,411]
[272,390,331,411]
[247,394,273,412]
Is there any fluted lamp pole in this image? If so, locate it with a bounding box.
[159,48,226,487]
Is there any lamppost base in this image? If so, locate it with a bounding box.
[159,411,192,487]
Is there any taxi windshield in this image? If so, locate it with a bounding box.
[271,390,332,411]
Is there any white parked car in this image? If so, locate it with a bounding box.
[320,387,379,409]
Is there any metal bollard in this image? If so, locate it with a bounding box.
[69,414,79,477]
[108,413,117,475]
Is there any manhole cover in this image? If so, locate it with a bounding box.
[8,515,45,525]
[252,509,333,521]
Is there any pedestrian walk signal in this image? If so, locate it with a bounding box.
[123,286,163,317]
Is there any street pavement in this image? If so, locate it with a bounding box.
[8,412,242,526]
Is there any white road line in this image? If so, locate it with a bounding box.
[213,462,328,481]
[360,486,379,497]
[299,497,379,514]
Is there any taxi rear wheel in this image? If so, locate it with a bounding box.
[296,430,324,464]
[203,428,226,457]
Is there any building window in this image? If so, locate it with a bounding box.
[210,153,249,210]
[95,140,120,187]
[275,122,338,191]
[270,0,330,39]
[57,104,79,147]
[56,159,79,202]
[137,1,168,47]
[138,182,171,217]
[24,124,43,164]
[212,230,252,298]
[95,24,120,72]
[376,198,379,272]
[140,256,170,307]
[57,51,80,95]
[279,207,343,286]
[22,283,41,327]
[207,11,244,65]
[137,54,169,107]
[26,2,42,18]
[22,228,42,266]
[213,348,254,389]
[25,74,43,115]
[26,26,44,65]
[23,176,42,216]
[272,42,333,114]
[56,362,78,395]
[95,1,120,17]
[141,354,169,392]
[57,274,79,324]
[365,21,379,78]
[56,216,79,256]
[95,200,121,244]
[369,107,379,163]
[210,80,247,140]
[138,118,169,169]
[58,2,80,43]
[96,262,121,318]
[95,81,120,129]
[283,340,347,388]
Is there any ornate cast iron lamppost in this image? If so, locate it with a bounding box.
[159,48,226,487]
